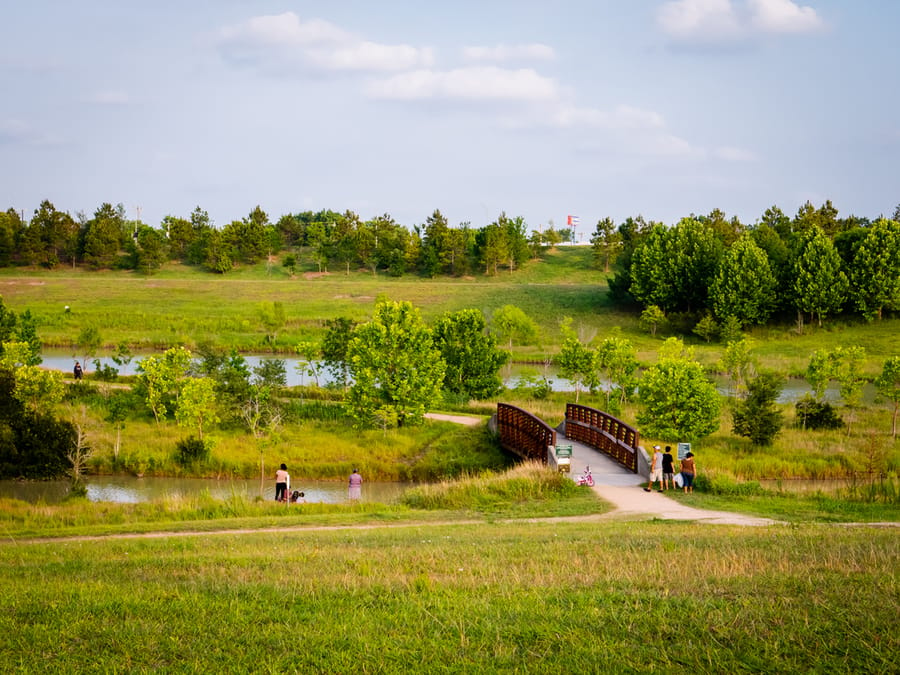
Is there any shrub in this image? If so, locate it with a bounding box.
[695,471,765,496]
[174,436,211,467]
[795,396,844,430]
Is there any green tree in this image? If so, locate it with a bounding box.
[629,224,672,309]
[668,217,724,313]
[13,365,64,412]
[129,225,168,274]
[554,318,596,403]
[29,199,79,268]
[15,309,42,365]
[595,335,638,409]
[76,325,102,374]
[639,305,666,337]
[710,236,777,326]
[175,377,220,440]
[136,347,192,425]
[346,300,445,428]
[874,356,900,439]
[590,217,621,273]
[693,314,718,343]
[162,215,194,261]
[720,338,757,399]
[321,317,357,389]
[420,209,452,277]
[806,348,836,401]
[476,218,509,276]
[82,202,125,268]
[0,296,16,348]
[432,309,508,400]
[849,218,900,320]
[492,304,539,352]
[294,341,323,387]
[732,371,784,446]
[792,227,849,329]
[0,366,76,479]
[637,338,721,442]
[283,254,297,277]
[832,345,867,435]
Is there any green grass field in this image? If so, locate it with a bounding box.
[2,517,897,672]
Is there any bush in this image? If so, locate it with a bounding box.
[795,396,844,430]
[91,359,119,382]
[174,436,211,467]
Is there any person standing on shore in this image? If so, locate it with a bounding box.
[662,446,675,491]
[275,463,289,502]
[73,361,83,380]
[348,468,362,501]
[680,452,696,493]
[645,445,663,492]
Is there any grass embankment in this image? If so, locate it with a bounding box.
[1,500,897,672]
[0,464,601,540]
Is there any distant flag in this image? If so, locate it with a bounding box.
[567,215,580,227]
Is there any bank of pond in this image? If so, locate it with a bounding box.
[0,474,883,505]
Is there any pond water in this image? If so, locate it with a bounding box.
[0,476,410,505]
[39,351,873,403]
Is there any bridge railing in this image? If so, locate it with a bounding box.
[564,403,639,472]
[496,403,556,463]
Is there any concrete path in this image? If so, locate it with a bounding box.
[564,437,780,526]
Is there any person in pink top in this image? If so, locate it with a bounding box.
[348,468,362,501]
[274,463,289,502]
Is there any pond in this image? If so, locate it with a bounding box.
[39,351,874,402]
[0,476,410,505]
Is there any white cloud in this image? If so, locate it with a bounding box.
[462,43,556,63]
[748,0,823,33]
[366,66,559,101]
[217,12,433,74]
[657,0,823,42]
[657,0,743,42]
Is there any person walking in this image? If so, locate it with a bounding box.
[73,361,83,380]
[348,468,362,501]
[645,445,663,492]
[661,445,675,491]
[680,452,696,493]
[275,463,289,502]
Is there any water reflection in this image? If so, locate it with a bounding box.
[0,476,409,505]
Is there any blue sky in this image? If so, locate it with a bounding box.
[2,1,898,239]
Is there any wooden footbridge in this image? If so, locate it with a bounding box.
[494,403,644,478]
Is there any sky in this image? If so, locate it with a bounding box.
[2,0,898,239]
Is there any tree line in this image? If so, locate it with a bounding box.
[597,202,900,332]
[0,201,574,277]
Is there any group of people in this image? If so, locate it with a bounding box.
[645,445,696,493]
[275,464,363,502]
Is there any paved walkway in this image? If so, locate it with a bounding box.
[564,437,780,526]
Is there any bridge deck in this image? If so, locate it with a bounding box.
[562,436,643,487]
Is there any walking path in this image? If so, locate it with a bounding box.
[565,437,781,526]
[427,414,781,525]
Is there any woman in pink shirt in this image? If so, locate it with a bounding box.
[274,464,289,502]
[348,468,362,501]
